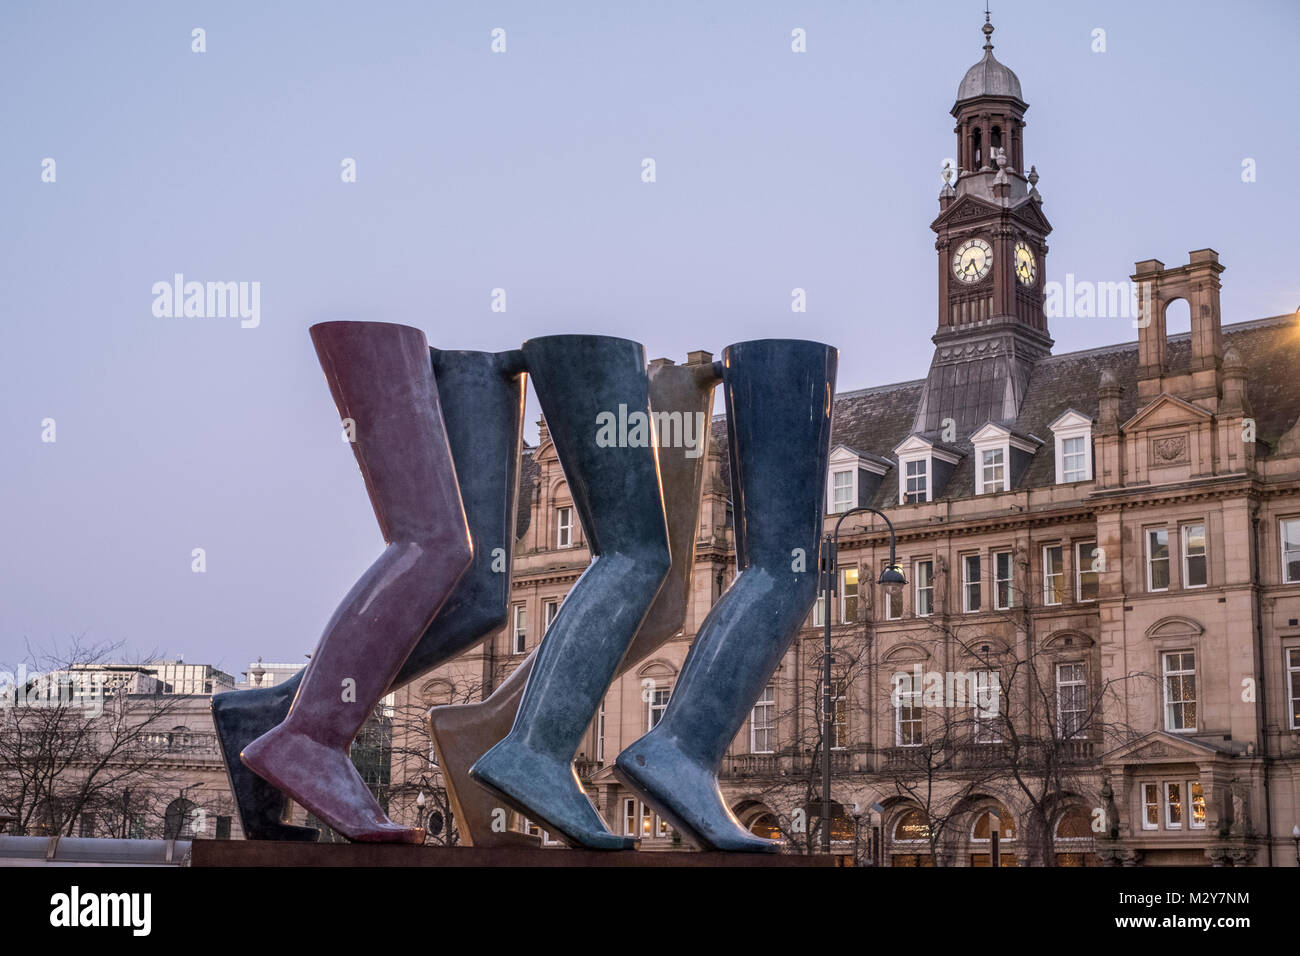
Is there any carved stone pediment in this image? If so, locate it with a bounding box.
[1121,393,1212,433]
[1102,730,1221,767]
[930,195,1002,231]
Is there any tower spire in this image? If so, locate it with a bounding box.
[983,6,995,52]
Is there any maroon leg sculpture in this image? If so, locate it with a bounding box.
[240,321,473,843]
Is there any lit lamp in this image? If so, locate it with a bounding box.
[416,790,426,831]
[819,507,905,853]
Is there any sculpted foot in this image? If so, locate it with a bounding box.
[425,702,539,848]
[615,732,779,853]
[242,726,424,844]
[470,739,634,850]
[211,678,319,842]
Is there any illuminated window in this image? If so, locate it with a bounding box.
[840,567,859,623]
[1142,783,1160,830]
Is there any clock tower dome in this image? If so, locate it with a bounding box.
[913,13,1054,438]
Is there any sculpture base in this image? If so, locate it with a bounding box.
[190,839,843,867]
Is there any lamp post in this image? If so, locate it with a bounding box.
[1292,824,1299,866]
[820,506,905,853]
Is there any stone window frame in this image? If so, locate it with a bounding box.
[1285,644,1300,732]
[1160,648,1198,734]
[1280,516,1300,584]
[555,505,574,549]
[750,682,776,754]
[1145,526,1171,593]
[962,552,982,613]
[913,558,935,617]
[511,603,527,654]
[1180,521,1208,589]
[1042,542,1065,606]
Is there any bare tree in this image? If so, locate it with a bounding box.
[0,637,191,837]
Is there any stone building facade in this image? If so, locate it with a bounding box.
[396,17,1300,866]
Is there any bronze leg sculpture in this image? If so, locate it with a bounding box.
[213,340,526,842]
[468,335,672,850]
[239,321,475,843]
[614,339,836,852]
[426,353,720,846]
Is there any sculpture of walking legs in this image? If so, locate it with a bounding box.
[614,339,836,852]
[212,342,525,841]
[238,321,476,843]
[427,353,719,846]
[469,335,672,850]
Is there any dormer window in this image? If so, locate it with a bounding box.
[830,469,854,513]
[894,435,962,506]
[1049,410,1094,485]
[826,445,892,514]
[970,423,1042,496]
[905,459,928,504]
[980,448,1005,493]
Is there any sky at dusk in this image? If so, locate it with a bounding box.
[3,0,1298,678]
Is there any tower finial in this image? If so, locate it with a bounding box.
[983,5,994,51]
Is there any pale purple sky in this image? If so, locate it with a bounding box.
[2,0,1297,678]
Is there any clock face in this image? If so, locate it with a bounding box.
[952,238,993,283]
[1014,241,1037,286]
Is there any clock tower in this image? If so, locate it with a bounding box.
[914,14,1054,438]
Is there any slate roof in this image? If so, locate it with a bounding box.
[703,314,1300,508]
[515,446,539,539]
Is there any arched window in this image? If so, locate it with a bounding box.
[894,808,931,841]
[970,806,1017,867]
[1054,805,1100,866]
[972,128,983,168]
[971,807,1017,840]
[890,808,933,867]
[991,125,1002,152]
[749,812,781,840]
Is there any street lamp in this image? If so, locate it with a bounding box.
[416,790,426,831]
[820,506,905,853]
[1292,824,1299,866]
